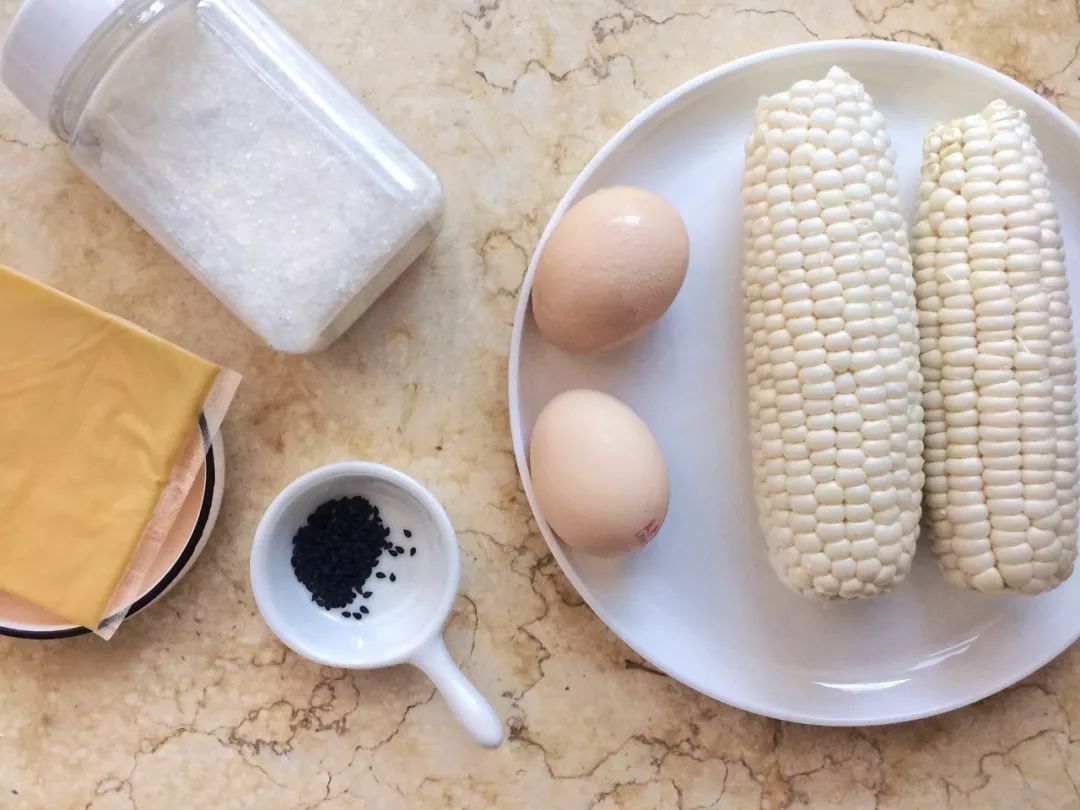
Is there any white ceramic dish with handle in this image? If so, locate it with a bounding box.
[250,461,503,747]
[509,39,1080,725]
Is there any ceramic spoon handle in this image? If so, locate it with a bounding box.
[412,636,503,747]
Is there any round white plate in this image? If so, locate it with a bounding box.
[509,40,1080,725]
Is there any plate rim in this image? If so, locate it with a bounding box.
[508,38,1080,725]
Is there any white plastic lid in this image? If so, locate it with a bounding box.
[1,0,126,127]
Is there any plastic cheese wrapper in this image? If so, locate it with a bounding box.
[0,266,241,638]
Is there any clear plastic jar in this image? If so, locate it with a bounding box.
[1,0,443,353]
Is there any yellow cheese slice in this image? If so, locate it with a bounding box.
[0,266,220,628]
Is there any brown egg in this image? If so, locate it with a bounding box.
[529,389,669,556]
[532,186,689,354]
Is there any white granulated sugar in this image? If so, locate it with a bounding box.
[69,1,441,352]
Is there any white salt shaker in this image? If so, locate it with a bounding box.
[1,0,443,353]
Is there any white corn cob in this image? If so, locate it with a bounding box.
[913,100,1079,594]
[742,67,925,599]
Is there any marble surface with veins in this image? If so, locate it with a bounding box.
[4,0,1080,807]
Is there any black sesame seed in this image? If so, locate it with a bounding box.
[363,591,372,598]
[290,495,396,611]
[359,606,369,614]
[394,546,404,554]
[403,530,412,538]
[389,573,397,582]
[376,572,386,579]
[410,547,417,556]
[342,612,352,618]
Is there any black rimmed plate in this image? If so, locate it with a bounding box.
[0,431,225,639]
